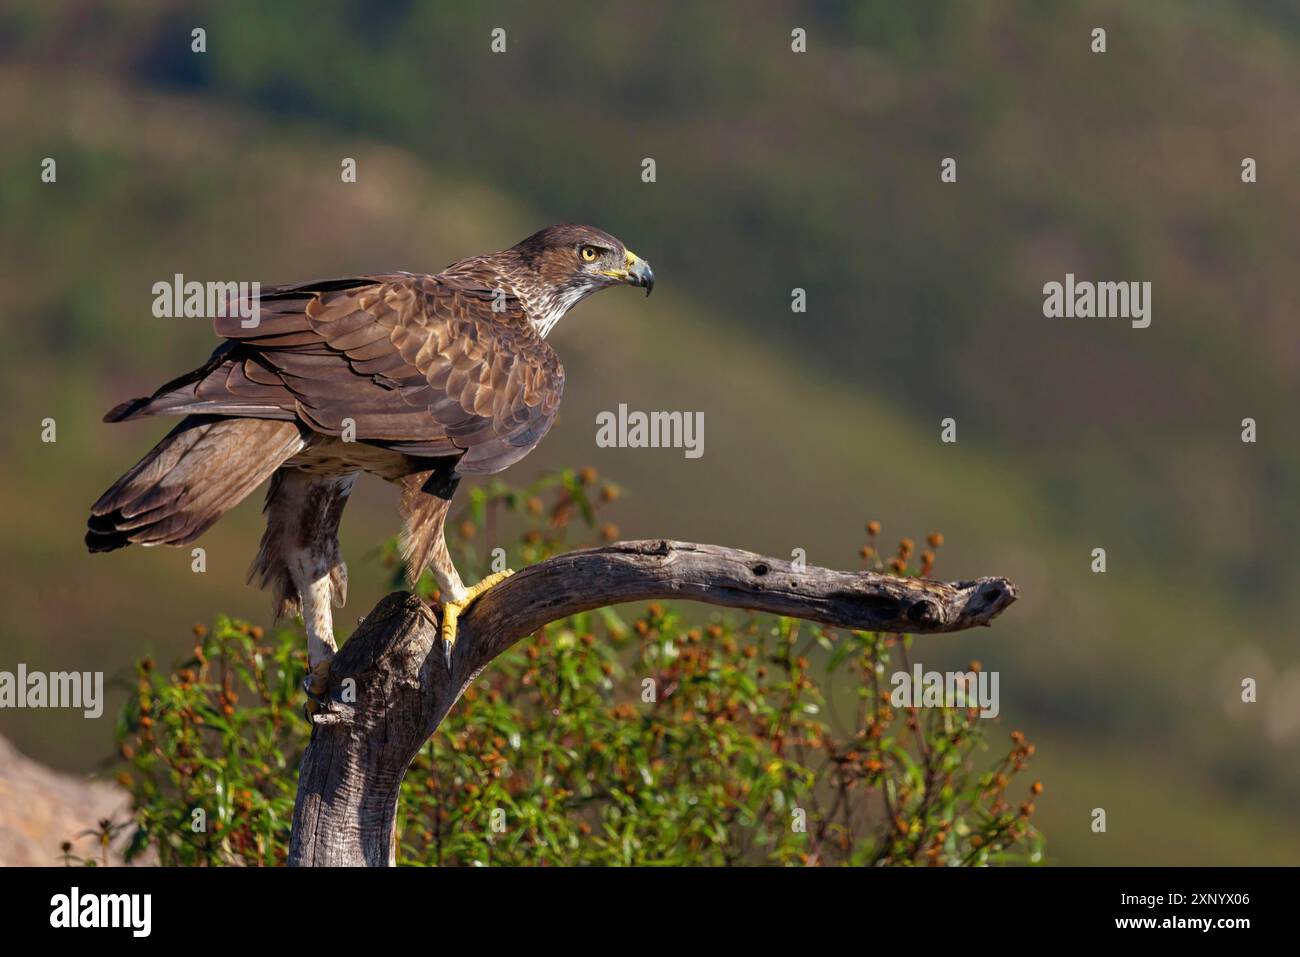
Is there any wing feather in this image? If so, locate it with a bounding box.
[114,273,563,476]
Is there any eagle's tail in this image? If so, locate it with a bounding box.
[85,416,306,553]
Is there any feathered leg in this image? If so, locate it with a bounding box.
[398,473,462,599]
[249,468,354,701]
[399,471,513,670]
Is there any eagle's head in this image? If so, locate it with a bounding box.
[499,224,654,337]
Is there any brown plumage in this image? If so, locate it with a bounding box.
[87,224,654,676]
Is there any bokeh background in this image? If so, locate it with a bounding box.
[1,0,1297,865]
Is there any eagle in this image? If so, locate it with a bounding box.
[86,224,654,696]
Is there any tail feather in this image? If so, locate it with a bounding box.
[86,416,307,552]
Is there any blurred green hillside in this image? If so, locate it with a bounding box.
[0,1,1297,865]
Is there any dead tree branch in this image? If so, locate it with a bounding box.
[287,539,1017,866]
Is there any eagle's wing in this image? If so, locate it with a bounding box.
[106,274,564,475]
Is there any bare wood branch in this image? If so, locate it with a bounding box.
[287,539,1017,866]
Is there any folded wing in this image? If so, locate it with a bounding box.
[106,274,564,476]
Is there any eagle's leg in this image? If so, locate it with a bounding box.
[399,470,514,670]
[435,568,515,670]
[249,468,354,709]
[294,556,343,701]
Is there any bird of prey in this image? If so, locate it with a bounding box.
[86,224,654,696]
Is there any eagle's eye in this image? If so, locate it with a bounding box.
[579,245,601,263]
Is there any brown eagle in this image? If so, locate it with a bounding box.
[86,224,654,693]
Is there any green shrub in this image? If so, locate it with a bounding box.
[105,469,1043,866]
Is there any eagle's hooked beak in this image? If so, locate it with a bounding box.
[610,251,654,296]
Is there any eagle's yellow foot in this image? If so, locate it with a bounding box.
[302,655,333,720]
[441,569,515,669]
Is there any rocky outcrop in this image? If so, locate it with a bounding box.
[0,735,138,866]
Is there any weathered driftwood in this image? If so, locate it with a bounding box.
[287,539,1018,866]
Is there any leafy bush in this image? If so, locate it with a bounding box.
[103,469,1043,866]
